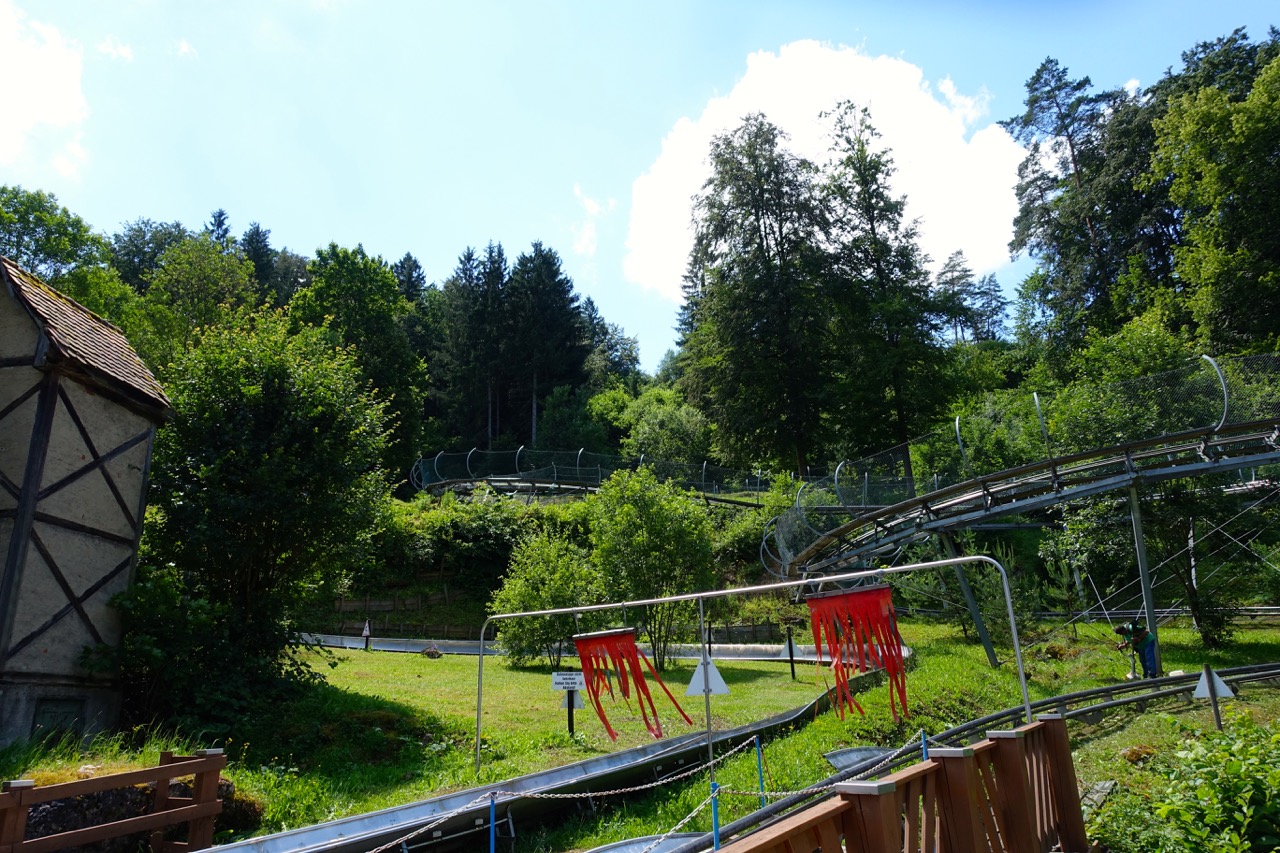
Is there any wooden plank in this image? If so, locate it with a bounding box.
[18,800,220,853]
[719,797,849,851]
[18,756,222,805]
[1038,715,1088,852]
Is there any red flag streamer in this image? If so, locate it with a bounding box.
[806,584,909,720]
[573,628,694,740]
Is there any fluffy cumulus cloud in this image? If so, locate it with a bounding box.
[0,0,88,175]
[624,40,1026,303]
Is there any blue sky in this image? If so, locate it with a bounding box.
[4,1,1275,371]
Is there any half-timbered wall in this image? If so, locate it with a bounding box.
[0,285,155,744]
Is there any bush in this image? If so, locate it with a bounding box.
[1090,714,1280,853]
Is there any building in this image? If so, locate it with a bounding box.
[0,257,171,745]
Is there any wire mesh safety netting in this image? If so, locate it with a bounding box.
[411,446,777,498]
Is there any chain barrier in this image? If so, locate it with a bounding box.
[718,730,924,802]
[516,735,759,800]
[364,793,492,853]
[363,738,759,852]
[636,789,719,853]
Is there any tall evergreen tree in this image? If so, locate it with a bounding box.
[505,242,588,445]
[824,104,950,467]
[240,222,277,303]
[392,252,427,300]
[681,114,829,473]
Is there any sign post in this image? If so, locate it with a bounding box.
[552,672,586,735]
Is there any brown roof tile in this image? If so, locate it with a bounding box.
[2,256,172,421]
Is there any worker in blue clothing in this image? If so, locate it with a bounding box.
[1114,620,1158,678]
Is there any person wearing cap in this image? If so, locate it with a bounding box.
[1114,620,1158,678]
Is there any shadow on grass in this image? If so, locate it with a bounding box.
[234,678,467,792]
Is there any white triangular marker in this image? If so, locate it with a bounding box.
[1193,668,1234,699]
[686,659,730,696]
[560,691,585,709]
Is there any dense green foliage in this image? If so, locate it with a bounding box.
[1090,714,1280,852]
[97,312,393,732]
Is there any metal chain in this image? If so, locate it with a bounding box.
[718,730,924,800]
[636,789,718,853]
[364,738,759,851]
[514,735,759,800]
[364,793,491,853]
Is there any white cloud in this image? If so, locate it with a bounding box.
[175,38,197,57]
[97,35,133,61]
[571,183,615,258]
[0,0,88,173]
[624,40,1026,303]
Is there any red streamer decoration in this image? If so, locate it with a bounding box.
[806,584,909,721]
[573,628,694,740]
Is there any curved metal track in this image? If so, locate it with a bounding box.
[771,418,1280,577]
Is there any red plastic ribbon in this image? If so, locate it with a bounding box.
[573,628,694,740]
[806,584,909,720]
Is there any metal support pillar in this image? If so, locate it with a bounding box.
[1127,485,1162,675]
[940,533,999,668]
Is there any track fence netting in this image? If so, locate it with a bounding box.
[413,448,781,498]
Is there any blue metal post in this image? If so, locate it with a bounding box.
[489,791,496,853]
[711,781,721,850]
[754,735,766,810]
[921,730,928,761]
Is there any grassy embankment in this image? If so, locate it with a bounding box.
[3,620,1279,849]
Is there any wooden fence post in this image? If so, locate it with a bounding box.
[186,749,224,850]
[0,781,32,851]
[988,728,1038,852]
[149,752,174,852]
[930,746,985,853]
[1037,714,1088,852]
[834,779,900,852]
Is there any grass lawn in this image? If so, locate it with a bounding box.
[4,619,1280,849]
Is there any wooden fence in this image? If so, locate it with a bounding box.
[720,715,1089,853]
[0,749,225,853]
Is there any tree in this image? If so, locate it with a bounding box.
[392,252,427,301]
[1150,53,1280,351]
[589,468,714,670]
[240,222,277,302]
[505,242,588,446]
[681,114,830,473]
[434,246,500,446]
[271,247,312,304]
[0,185,107,280]
[207,208,232,246]
[290,243,429,483]
[618,387,712,465]
[109,218,190,293]
[823,104,951,465]
[122,309,393,728]
[142,234,258,368]
[581,296,641,392]
[491,534,606,667]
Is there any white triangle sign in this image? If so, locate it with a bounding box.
[560,691,585,709]
[686,659,730,696]
[1192,668,1234,699]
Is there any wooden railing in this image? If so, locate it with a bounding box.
[719,715,1088,853]
[0,749,225,853]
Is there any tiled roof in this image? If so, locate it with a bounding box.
[2,256,172,421]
